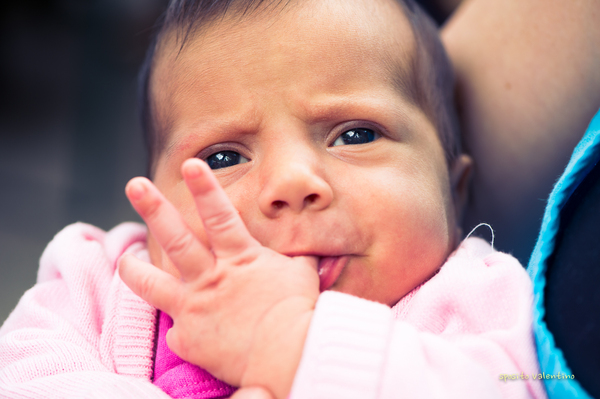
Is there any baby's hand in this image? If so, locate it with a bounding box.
[231,387,276,399]
[119,159,319,399]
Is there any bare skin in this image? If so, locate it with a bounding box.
[122,0,600,398]
[443,0,600,262]
[119,0,471,398]
[146,0,470,308]
[121,160,317,399]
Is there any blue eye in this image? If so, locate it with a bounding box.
[332,128,379,146]
[206,151,249,170]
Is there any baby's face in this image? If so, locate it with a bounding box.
[148,0,470,306]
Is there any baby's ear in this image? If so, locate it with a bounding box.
[449,154,473,229]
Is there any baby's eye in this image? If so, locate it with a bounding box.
[332,128,379,146]
[206,151,249,170]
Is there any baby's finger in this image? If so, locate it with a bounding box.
[126,177,214,280]
[119,254,182,316]
[295,255,319,272]
[229,387,275,399]
[182,159,259,260]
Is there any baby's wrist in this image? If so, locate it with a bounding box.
[242,297,314,399]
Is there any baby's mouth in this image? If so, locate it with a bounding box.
[317,256,349,291]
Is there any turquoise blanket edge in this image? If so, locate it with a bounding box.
[527,108,600,399]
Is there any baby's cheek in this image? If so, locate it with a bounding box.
[168,184,212,247]
[391,188,451,273]
[160,253,182,279]
[146,233,179,277]
[180,207,210,243]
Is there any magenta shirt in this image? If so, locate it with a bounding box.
[153,311,236,398]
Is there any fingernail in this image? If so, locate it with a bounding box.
[127,179,147,201]
[118,253,130,266]
[184,159,204,179]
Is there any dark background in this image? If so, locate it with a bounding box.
[0,0,167,323]
[0,0,458,324]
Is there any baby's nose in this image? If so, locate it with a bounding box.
[258,163,333,217]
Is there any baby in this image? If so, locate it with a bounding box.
[0,0,546,398]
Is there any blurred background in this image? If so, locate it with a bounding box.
[0,0,167,323]
[0,0,459,324]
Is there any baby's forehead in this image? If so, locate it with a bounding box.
[150,0,420,150]
[153,0,417,82]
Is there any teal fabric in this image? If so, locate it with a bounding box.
[528,108,600,399]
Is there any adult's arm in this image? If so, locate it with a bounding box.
[441,0,600,262]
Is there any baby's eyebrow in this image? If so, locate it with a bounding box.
[161,92,413,161]
[162,125,211,162]
[298,94,411,124]
[162,116,259,161]
[163,128,215,161]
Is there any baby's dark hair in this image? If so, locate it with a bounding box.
[138,0,460,177]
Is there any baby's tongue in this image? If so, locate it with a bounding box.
[318,256,344,291]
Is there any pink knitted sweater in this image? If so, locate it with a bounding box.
[0,223,546,398]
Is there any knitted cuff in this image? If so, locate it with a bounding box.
[289,291,393,399]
